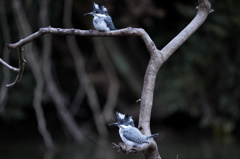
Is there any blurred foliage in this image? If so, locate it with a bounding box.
[0,0,239,136]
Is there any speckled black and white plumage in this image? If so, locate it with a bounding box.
[115,112,135,127]
[120,125,158,147]
[109,112,158,147]
[85,3,116,31]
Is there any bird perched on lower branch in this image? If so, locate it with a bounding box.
[109,112,158,147]
[84,2,116,31]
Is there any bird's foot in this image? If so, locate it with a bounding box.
[112,142,138,154]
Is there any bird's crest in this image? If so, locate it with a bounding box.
[116,112,135,127]
[93,2,108,14]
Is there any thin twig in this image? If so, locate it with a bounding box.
[6,46,25,88]
[0,58,19,72]
[136,99,141,103]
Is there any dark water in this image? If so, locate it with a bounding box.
[0,130,240,159]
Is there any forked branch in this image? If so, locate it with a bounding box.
[5,46,26,87]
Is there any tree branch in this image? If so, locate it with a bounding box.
[6,27,157,87]
[6,46,26,88]
[8,27,158,56]
[6,27,158,87]
[160,0,213,63]
[136,1,212,158]
[112,139,157,154]
[0,58,19,72]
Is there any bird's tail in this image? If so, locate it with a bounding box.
[146,133,159,140]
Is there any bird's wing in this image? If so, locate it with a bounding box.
[104,16,116,30]
[122,127,148,144]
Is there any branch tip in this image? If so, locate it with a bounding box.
[196,0,213,13]
[209,9,214,13]
[136,99,141,103]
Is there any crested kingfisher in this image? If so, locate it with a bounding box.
[84,3,116,31]
[109,112,158,147]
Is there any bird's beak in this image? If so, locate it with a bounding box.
[84,12,94,16]
[109,122,119,126]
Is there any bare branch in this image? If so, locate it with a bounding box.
[160,0,213,62]
[136,1,212,158]
[0,58,19,72]
[112,139,157,154]
[6,27,159,87]
[8,27,158,56]
[138,0,213,132]
[136,98,141,103]
[6,46,26,88]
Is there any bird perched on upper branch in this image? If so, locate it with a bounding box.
[109,112,158,147]
[84,2,116,31]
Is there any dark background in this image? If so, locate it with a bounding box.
[0,0,240,159]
